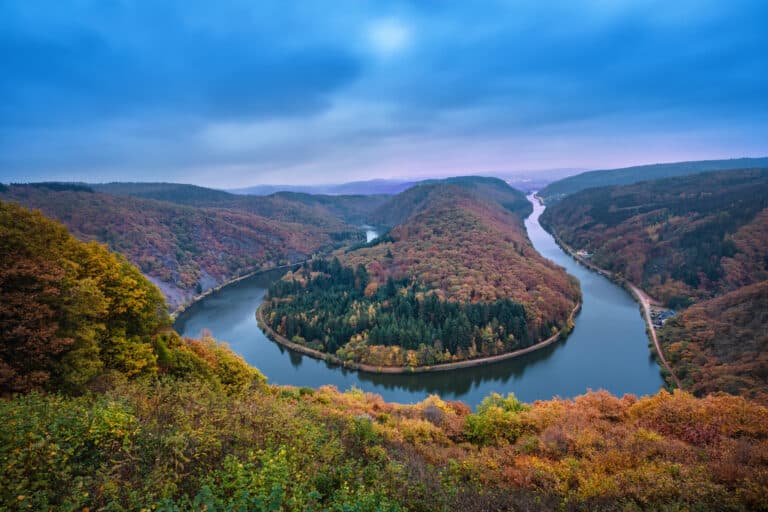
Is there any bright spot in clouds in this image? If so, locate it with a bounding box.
[367,18,411,56]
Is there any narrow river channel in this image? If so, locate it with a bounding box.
[175,195,664,407]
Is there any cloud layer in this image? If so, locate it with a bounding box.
[1,0,766,186]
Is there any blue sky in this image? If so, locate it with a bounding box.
[1,0,766,187]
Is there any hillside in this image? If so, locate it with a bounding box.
[658,281,768,403]
[541,169,768,401]
[370,176,532,227]
[0,184,366,308]
[0,200,261,395]
[2,199,768,511]
[540,169,768,303]
[538,157,768,203]
[262,180,580,367]
[230,178,418,196]
[94,182,391,226]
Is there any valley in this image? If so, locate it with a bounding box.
[542,168,768,402]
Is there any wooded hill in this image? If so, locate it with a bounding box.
[2,199,767,511]
[538,157,768,203]
[92,182,391,226]
[0,183,385,308]
[263,178,580,367]
[541,169,768,402]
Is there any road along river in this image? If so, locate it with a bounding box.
[175,195,664,407]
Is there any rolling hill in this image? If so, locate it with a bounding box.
[0,184,371,308]
[93,182,391,226]
[262,178,580,367]
[538,157,768,203]
[2,186,768,512]
[369,176,532,227]
[541,168,768,401]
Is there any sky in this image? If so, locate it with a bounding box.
[1,0,766,187]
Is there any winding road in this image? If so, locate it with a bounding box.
[540,218,683,390]
[626,283,683,389]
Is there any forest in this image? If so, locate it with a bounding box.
[541,168,768,403]
[263,258,531,367]
[261,179,579,367]
[0,184,374,308]
[2,199,767,511]
[538,157,768,203]
[541,168,768,304]
[344,181,581,339]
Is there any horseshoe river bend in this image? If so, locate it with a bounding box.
[175,195,664,407]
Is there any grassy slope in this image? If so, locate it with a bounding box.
[541,169,768,402]
[539,157,768,203]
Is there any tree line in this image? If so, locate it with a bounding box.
[264,257,531,366]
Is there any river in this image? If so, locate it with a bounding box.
[174,195,664,407]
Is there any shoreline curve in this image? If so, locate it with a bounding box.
[170,260,306,320]
[534,194,682,389]
[256,300,581,374]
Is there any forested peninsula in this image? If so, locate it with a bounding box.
[261,178,580,368]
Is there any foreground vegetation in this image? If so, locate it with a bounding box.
[3,198,768,511]
[541,168,768,402]
[5,376,768,511]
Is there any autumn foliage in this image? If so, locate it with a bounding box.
[0,184,370,308]
[542,169,768,402]
[264,180,580,366]
[0,200,261,395]
[1,201,767,510]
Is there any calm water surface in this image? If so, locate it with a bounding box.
[175,195,664,407]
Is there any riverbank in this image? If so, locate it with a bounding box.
[256,300,581,374]
[170,260,306,321]
[534,195,682,389]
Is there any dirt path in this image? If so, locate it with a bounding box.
[626,283,683,389]
[545,228,683,389]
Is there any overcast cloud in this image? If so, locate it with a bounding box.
[1,0,766,186]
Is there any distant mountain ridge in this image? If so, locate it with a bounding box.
[538,157,768,203]
[229,179,418,196]
[229,170,583,197]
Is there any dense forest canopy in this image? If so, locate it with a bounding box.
[538,157,768,203]
[541,169,768,403]
[0,184,374,308]
[541,168,768,303]
[0,200,261,396]
[658,281,768,404]
[262,180,579,367]
[369,176,532,227]
[2,189,768,511]
[346,183,580,330]
[264,258,532,367]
